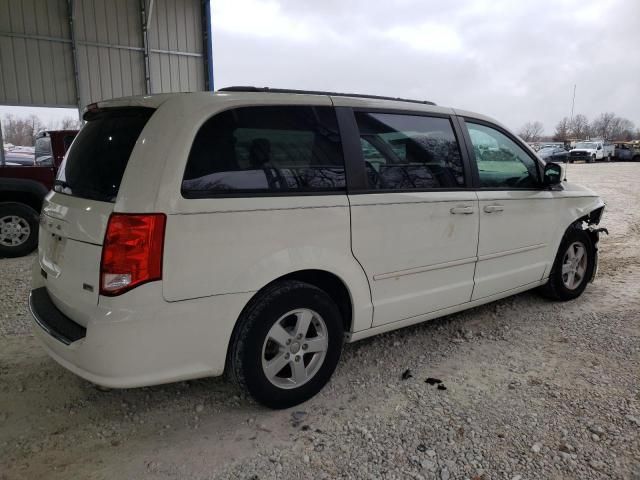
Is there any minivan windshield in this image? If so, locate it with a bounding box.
[55,108,153,202]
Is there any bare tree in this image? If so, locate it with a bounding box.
[569,114,590,139]
[590,112,616,140]
[553,117,571,141]
[57,117,83,130]
[609,117,635,141]
[518,121,544,142]
[1,114,46,146]
[590,113,636,140]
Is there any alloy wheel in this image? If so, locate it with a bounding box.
[0,215,31,247]
[561,241,588,290]
[261,308,328,389]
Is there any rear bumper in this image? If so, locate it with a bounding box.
[29,288,86,345]
[30,283,254,388]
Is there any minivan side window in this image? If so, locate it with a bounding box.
[354,112,465,190]
[465,122,540,189]
[182,106,345,197]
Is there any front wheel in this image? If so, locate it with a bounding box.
[539,227,595,301]
[0,202,39,258]
[590,154,596,163]
[229,280,343,409]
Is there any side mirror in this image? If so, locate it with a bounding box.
[543,162,563,187]
[597,145,602,150]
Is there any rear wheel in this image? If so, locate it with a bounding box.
[0,202,39,258]
[229,280,343,409]
[539,227,595,301]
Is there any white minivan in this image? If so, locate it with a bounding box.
[29,87,606,408]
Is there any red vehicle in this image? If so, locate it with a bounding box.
[0,129,78,257]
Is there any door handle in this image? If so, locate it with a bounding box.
[483,205,505,213]
[450,206,474,215]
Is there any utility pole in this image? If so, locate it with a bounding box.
[569,84,576,124]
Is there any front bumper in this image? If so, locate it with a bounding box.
[569,153,591,161]
[29,283,254,388]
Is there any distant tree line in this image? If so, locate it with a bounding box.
[518,113,639,143]
[1,114,82,146]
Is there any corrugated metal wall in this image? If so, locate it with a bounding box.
[148,0,205,93]
[73,0,146,106]
[0,0,76,107]
[0,0,211,110]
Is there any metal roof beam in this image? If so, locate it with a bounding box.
[67,0,82,118]
[202,0,214,91]
[140,0,152,94]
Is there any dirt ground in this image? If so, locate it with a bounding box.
[1,163,639,480]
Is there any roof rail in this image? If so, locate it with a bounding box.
[217,86,436,106]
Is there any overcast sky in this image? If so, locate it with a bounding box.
[2,0,638,135]
[211,0,640,134]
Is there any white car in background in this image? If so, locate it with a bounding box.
[29,88,606,408]
[569,141,615,163]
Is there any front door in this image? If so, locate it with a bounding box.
[346,110,479,327]
[462,120,556,300]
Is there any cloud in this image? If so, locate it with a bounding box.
[214,0,315,41]
[211,0,640,134]
[383,23,464,54]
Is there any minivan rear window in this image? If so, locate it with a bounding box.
[55,108,153,202]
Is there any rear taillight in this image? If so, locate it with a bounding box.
[100,213,166,296]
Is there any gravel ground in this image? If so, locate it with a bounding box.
[1,163,639,480]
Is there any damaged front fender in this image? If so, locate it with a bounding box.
[582,206,608,283]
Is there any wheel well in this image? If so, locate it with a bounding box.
[0,191,43,212]
[274,270,353,333]
[224,270,354,376]
[562,207,605,257]
[573,206,605,228]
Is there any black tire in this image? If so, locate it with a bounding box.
[539,227,595,301]
[590,154,596,163]
[0,202,39,258]
[229,280,343,409]
[633,155,640,162]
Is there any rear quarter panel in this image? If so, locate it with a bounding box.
[162,196,374,333]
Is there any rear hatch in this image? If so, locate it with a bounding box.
[39,108,154,326]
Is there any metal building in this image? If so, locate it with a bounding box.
[0,0,213,112]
